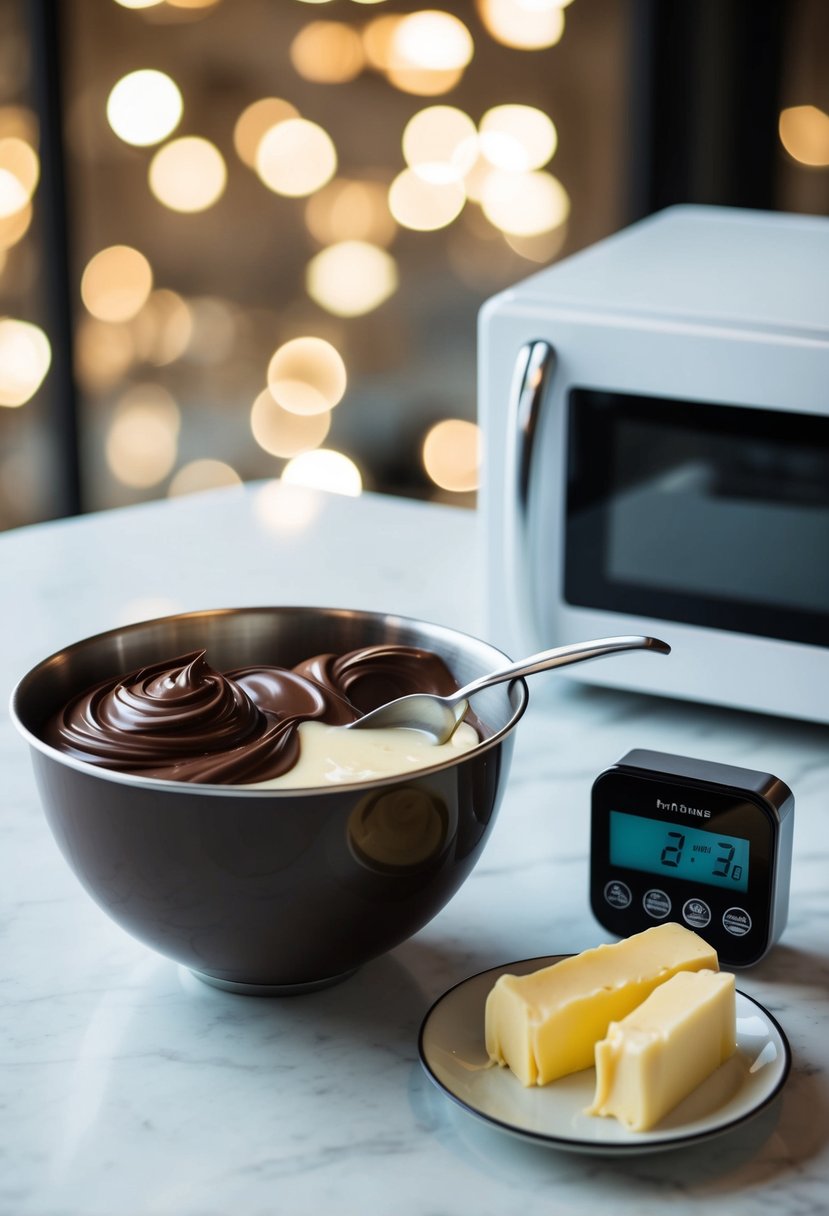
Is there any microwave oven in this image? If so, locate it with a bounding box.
[478,205,829,722]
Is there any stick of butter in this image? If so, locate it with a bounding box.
[485,923,718,1086]
[588,968,736,1130]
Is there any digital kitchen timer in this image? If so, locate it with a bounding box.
[590,750,794,966]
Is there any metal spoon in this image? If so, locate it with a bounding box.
[345,634,671,743]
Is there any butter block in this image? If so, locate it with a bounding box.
[588,968,736,1131]
[485,923,718,1087]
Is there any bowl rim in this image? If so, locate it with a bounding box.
[9,605,529,799]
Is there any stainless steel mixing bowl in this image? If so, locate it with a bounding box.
[11,606,527,994]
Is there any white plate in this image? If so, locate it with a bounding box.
[418,955,791,1156]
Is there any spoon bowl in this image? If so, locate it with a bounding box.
[346,634,671,743]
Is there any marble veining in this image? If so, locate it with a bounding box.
[1,482,828,1216]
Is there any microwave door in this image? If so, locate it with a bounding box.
[564,390,829,648]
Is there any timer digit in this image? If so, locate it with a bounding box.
[660,831,684,868]
[713,842,735,879]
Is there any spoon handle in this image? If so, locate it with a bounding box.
[452,635,670,703]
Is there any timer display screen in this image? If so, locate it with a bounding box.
[609,810,750,893]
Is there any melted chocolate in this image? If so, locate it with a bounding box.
[47,644,464,784]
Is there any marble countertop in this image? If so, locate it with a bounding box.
[2,481,827,1216]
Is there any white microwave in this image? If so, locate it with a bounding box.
[478,205,829,723]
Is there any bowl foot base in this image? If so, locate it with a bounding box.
[189,966,359,996]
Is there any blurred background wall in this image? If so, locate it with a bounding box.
[0,0,827,531]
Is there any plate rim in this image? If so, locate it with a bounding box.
[417,953,792,1155]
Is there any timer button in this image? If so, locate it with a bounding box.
[642,889,671,920]
[682,897,711,930]
[723,907,752,937]
[604,880,632,910]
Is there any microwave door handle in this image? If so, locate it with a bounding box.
[504,339,556,649]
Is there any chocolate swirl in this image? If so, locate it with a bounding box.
[47,644,465,784]
[293,645,460,713]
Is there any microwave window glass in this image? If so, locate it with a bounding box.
[564,389,829,646]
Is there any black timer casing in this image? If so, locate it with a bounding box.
[590,750,794,967]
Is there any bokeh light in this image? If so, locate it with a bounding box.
[106,69,183,147]
[0,201,32,251]
[75,317,135,392]
[479,104,557,171]
[387,63,465,97]
[504,224,568,263]
[0,319,51,407]
[366,10,472,94]
[80,245,153,323]
[304,178,396,246]
[461,153,494,203]
[481,169,570,235]
[233,97,298,168]
[256,118,337,197]
[0,138,39,212]
[282,448,363,497]
[166,0,223,9]
[131,288,193,365]
[402,105,477,183]
[362,14,402,69]
[422,419,481,492]
[391,11,473,71]
[0,169,27,219]
[250,388,331,458]
[0,105,38,146]
[13,0,577,520]
[778,105,829,166]
[168,459,242,497]
[267,336,347,415]
[149,136,226,212]
[476,0,566,49]
[290,22,365,84]
[388,168,465,230]
[306,241,398,316]
[113,0,164,8]
[105,384,180,487]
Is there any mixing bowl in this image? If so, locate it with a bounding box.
[11,607,527,994]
